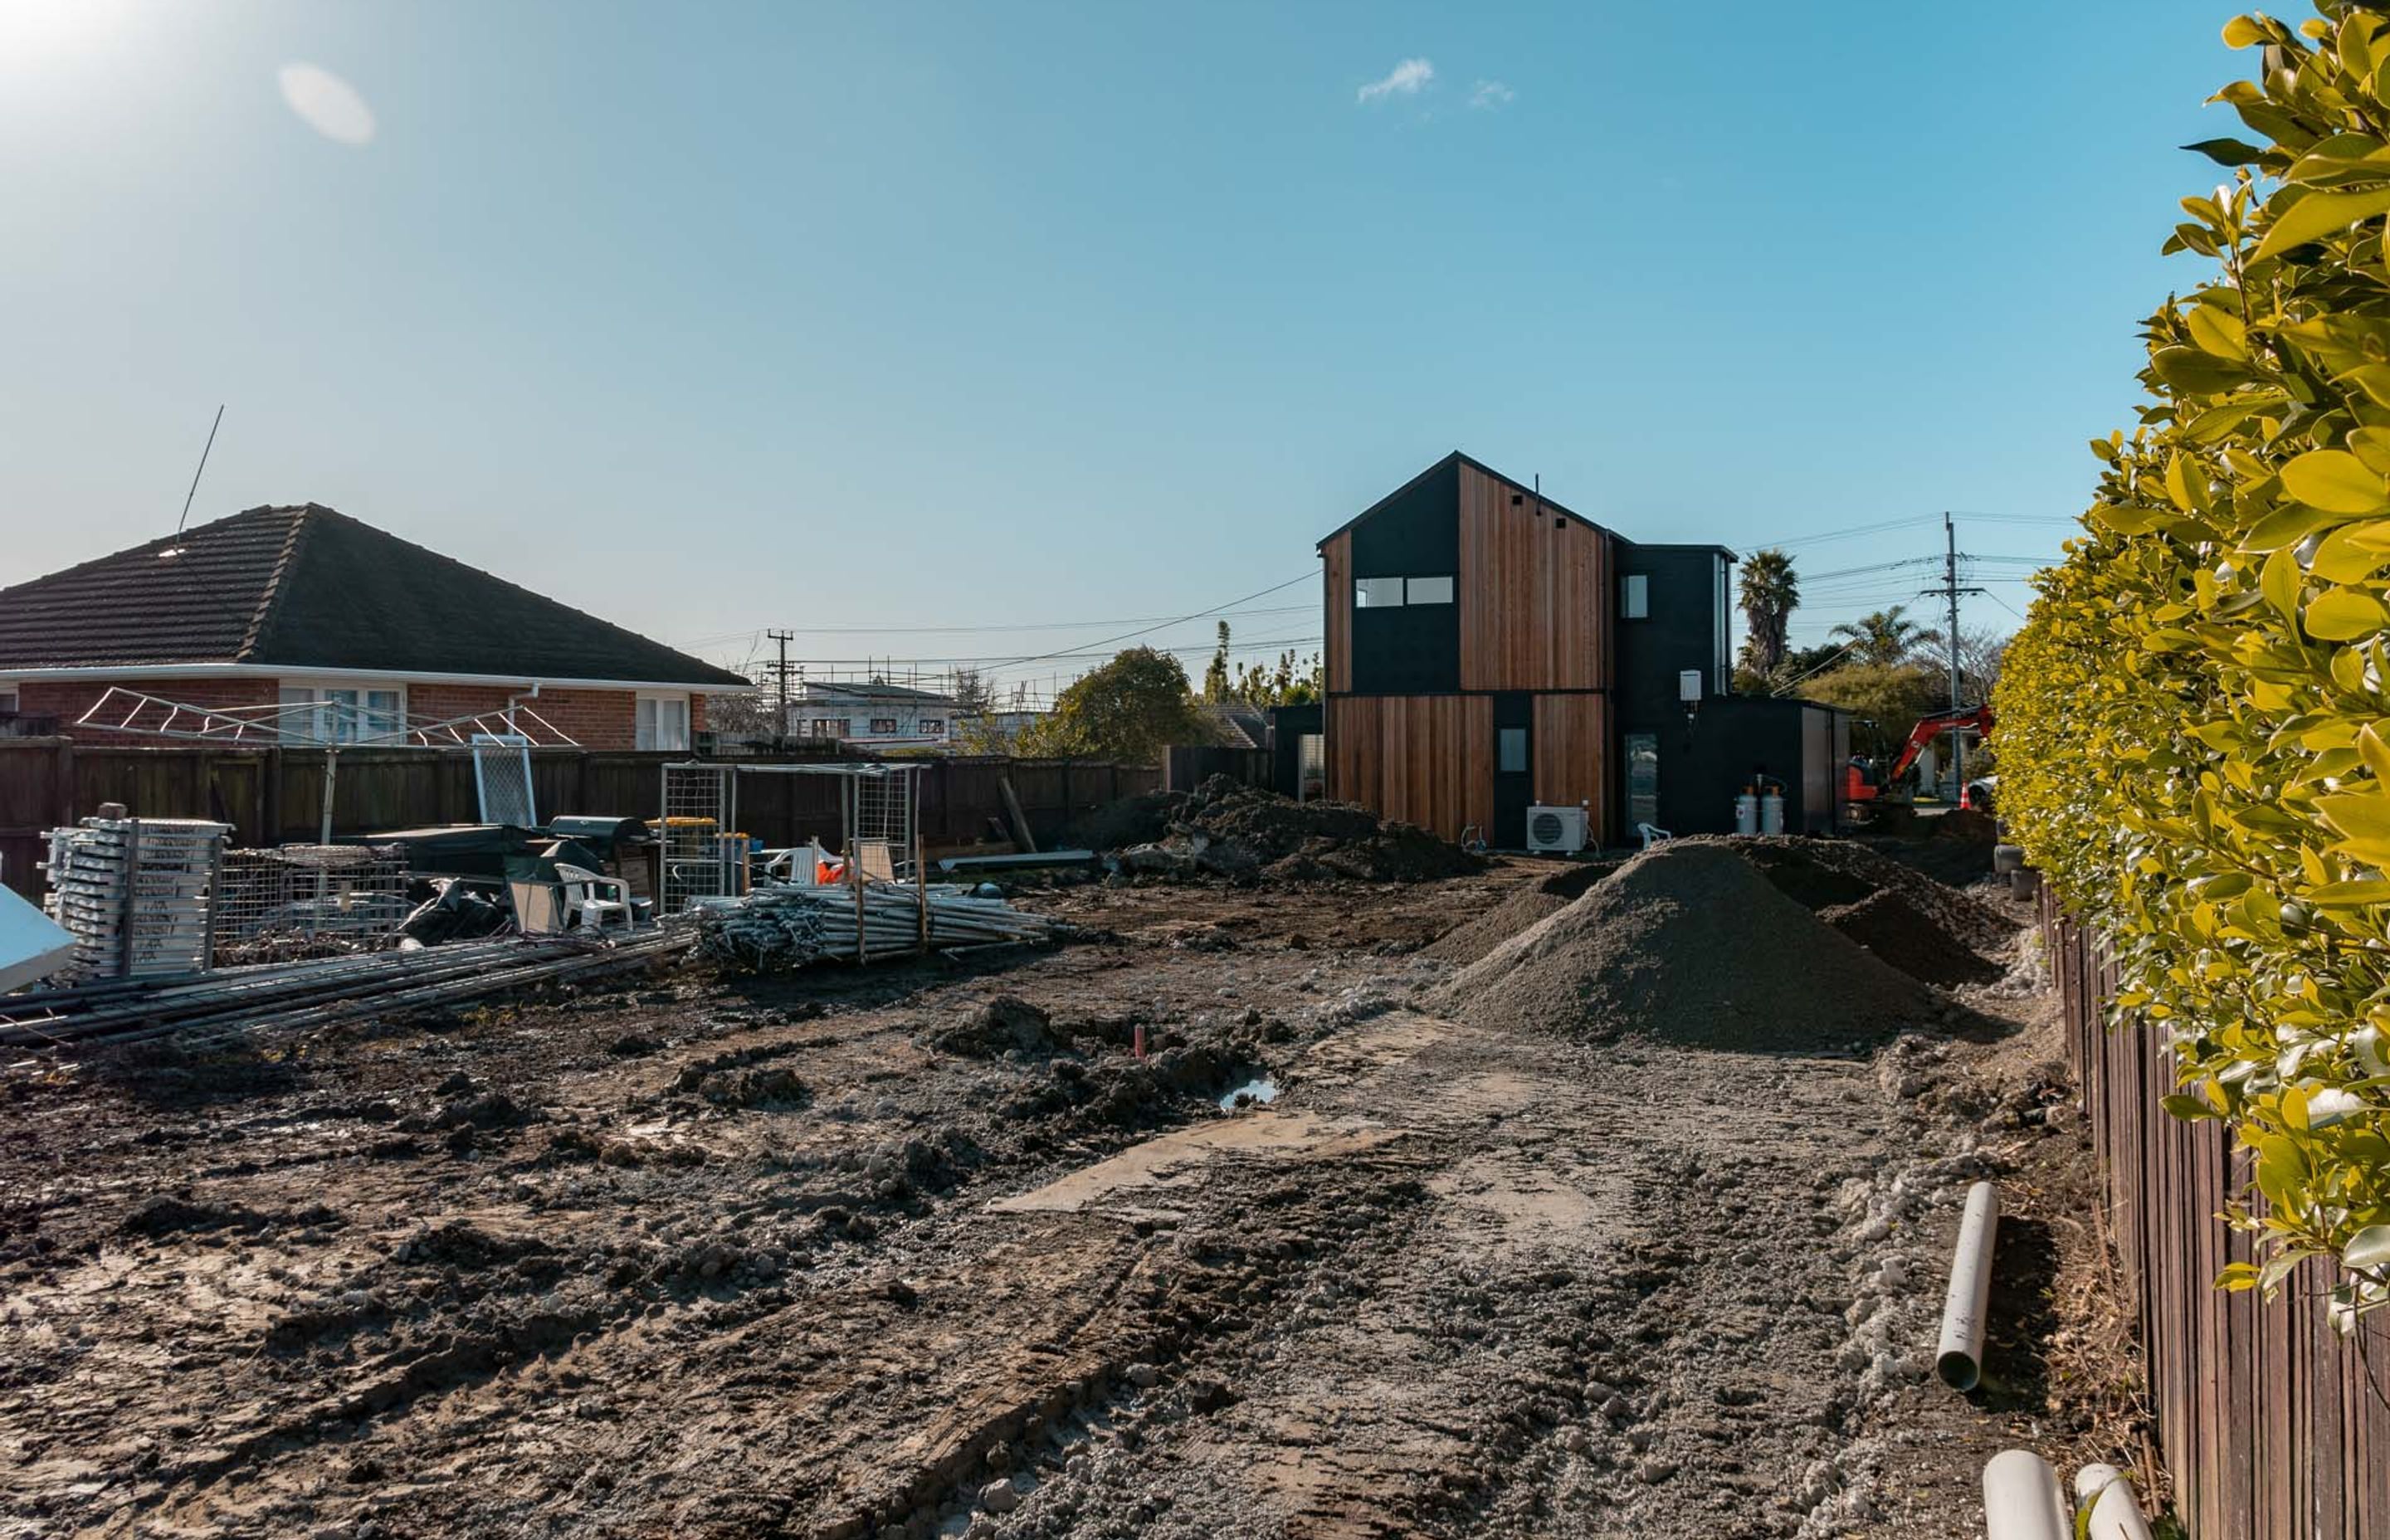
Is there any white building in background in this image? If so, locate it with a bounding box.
[789,680,960,750]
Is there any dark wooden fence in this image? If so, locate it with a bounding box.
[0,739,1158,899]
[1163,746,1275,793]
[2044,894,2390,1538]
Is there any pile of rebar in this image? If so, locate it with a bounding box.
[692,883,1053,972]
[0,929,690,1055]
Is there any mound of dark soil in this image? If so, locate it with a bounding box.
[1105,776,1482,885]
[1727,836,2016,959]
[1432,842,1937,1051]
[1822,889,2005,987]
[931,996,1060,1057]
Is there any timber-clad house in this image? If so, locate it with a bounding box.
[1290,452,1848,846]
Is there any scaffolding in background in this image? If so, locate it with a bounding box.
[659,761,927,961]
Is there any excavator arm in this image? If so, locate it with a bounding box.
[1885,704,1992,784]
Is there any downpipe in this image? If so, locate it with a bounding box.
[1937,1180,2001,1391]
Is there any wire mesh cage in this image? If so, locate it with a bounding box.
[209,844,412,965]
[661,763,739,914]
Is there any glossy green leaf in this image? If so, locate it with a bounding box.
[2283,449,2390,513]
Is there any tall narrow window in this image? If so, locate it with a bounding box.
[1621,574,1650,620]
[1498,727,1529,774]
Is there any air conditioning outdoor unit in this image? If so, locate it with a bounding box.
[1525,804,1589,855]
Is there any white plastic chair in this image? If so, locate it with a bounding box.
[554,863,634,933]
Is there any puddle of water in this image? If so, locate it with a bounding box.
[1218,1077,1279,1111]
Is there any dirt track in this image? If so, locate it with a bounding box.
[0,861,2118,1538]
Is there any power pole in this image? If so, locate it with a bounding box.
[1934,513,1983,796]
[766,629,794,744]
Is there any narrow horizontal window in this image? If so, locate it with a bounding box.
[1406,575,1455,605]
[1355,577,1405,608]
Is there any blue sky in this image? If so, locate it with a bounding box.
[0,1,2240,698]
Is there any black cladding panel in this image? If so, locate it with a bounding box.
[1613,543,1730,724]
[1347,457,1461,694]
[1349,459,1461,573]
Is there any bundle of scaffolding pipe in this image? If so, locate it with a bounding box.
[692,883,1052,971]
[0,930,690,1055]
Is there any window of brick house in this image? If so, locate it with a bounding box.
[279,683,404,743]
[637,693,691,752]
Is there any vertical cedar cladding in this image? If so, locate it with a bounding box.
[1532,693,1610,836]
[1324,694,1493,842]
[1457,460,1612,691]
[1322,531,1353,694]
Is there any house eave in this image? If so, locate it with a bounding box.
[0,662,759,693]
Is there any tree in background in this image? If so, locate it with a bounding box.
[1797,661,1943,758]
[704,684,774,743]
[1232,650,1323,707]
[949,666,996,720]
[1012,646,1209,765]
[1828,605,1944,667]
[1735,548,1801,679]
[1202,621,1233,702]
[1954,626,2008,704]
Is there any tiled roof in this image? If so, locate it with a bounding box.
[0,504,749,687]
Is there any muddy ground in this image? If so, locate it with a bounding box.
[0,857,2153,1538]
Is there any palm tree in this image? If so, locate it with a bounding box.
[1736,548,1800,677]
[1828,605,1943,667]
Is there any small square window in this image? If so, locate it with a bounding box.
[1498,727,1529,775]
[1622,574,1650,620]
[1406,575,1455,605]
[1355,577,1405,608]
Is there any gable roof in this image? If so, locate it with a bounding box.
[0,504,749,687]
[1202,702,1270,749]
[1314,451,1609,548]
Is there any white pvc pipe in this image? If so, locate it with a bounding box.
[1937,1179,2001,1391]
[2073,1464,2154,1540]
[1983,1450,2070,1540]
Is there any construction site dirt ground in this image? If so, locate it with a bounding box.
[0,855,2149,1539]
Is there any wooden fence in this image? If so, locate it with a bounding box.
[0,739,1158,899]
[2044,894,2390,1538]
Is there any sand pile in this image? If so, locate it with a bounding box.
[1430,842,1937,1050]
[1422,860,1619,963]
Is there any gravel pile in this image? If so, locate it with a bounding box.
[1432,842,1937,1050]
[1421,860,1618,964]
[1724,836,2017,980]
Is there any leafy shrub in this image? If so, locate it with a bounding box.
[1997,5,2390,1322]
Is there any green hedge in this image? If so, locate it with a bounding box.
[1997,5,2390,1320]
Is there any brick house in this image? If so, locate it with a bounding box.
[0,504,751,749]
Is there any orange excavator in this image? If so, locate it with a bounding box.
[1846,704,1992,813]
